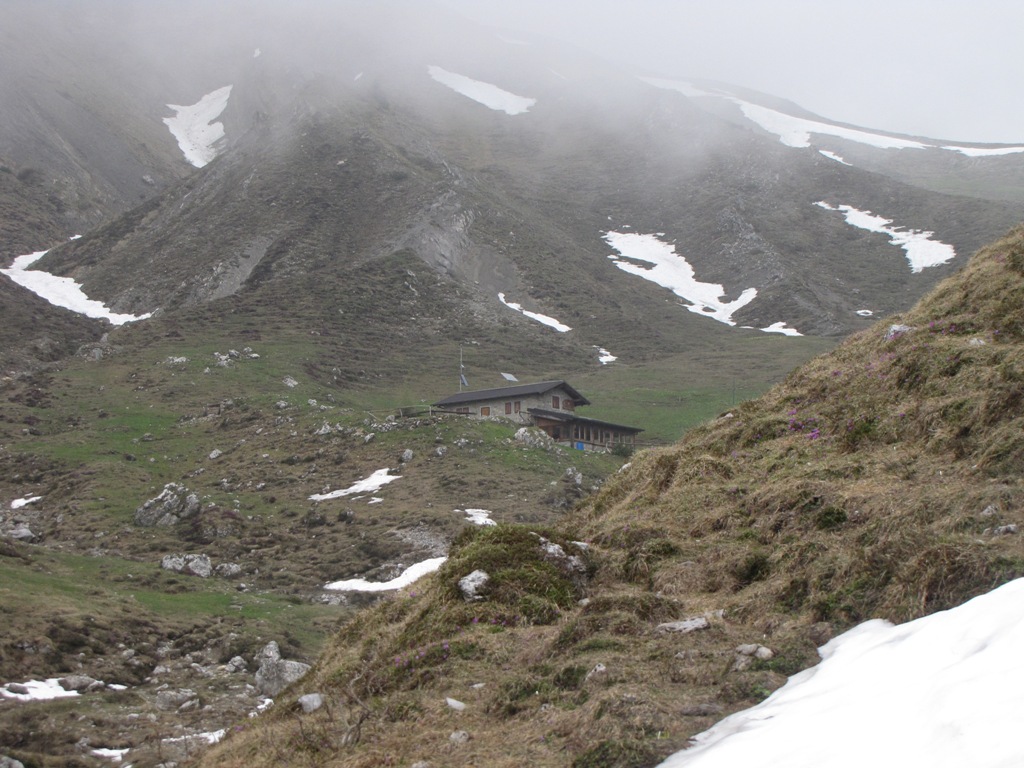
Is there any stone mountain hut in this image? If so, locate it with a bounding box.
[433,380,642,451]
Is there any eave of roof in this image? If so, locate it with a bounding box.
[434,380,590,407]
[527,408,644,434]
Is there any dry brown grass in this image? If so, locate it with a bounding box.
[200,226,1024,767]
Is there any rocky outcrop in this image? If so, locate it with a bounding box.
[254,641,310,696]
[58,675,101,692]
[656,616,710,634]
[161,554,213,578]
[458,570,489,601]
[514,427,554,450]
[155,688,198,711]
[134,483,200,527]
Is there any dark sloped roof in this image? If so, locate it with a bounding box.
[527,408,643,434]
[434,380,590,407]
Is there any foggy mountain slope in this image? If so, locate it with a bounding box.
[25,38,1021,351]
[2,0,1021,357]
[0,5,200,254]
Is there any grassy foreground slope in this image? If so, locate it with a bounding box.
[201,224,1024,767]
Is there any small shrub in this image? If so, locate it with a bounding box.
[517,593,561,625]
[610,442,635,458]
[839,415,876,451]
[650,453,678,492]
[733,551,771,588]
[553,664,588,690]
[553,611,646,653]
[1006,239,1024,275]
[776,577,810,611]
[438,525,585,609]
[576,637,625,654]
[815,506,848,530]
[382,695,422,722]
[623,538,679,583]
[572,739,660,768]
[490,677,555,716]
[581,592,678,622]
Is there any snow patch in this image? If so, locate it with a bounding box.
[11,496,42,509]
[815,202,956,273]
[163,728,226,746]
[324,557,447,592]
[657,577,1024,768]
[163,85,233,168]
[597,347,617,364]
[604,232,757,326]
[942,144,1024,157]
[1,248,153,325]
[760,322,802,337]
[498,292,571,332]
[461,508,496,526]
[1,679,80,701]
[733,100,929,150]
[427,66,535,115]
[818,150,851,165]
[309,468,401,502]
[91,748,130,762]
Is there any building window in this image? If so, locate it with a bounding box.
[480,406,490,416]
[456,407,469,414]
[552,396,560,409]
[514,401,521,413]
[505,402,512,415]
[563,399,574,411]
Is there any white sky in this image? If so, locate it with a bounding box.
[442,0,1024,144]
